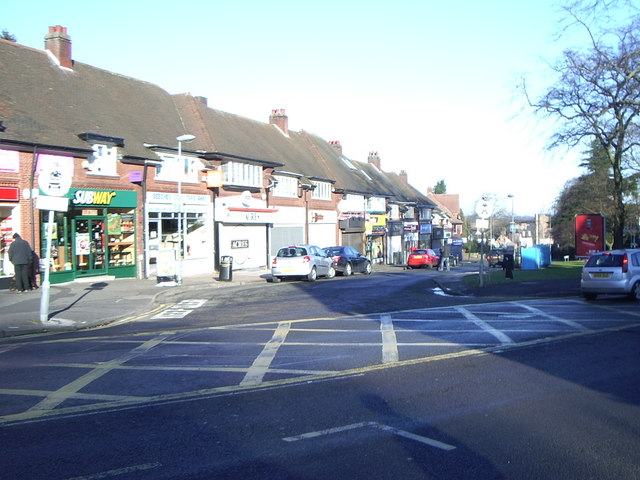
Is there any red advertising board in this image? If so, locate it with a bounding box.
[575,214,605,257]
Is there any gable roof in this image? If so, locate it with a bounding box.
[1,32,436,209]
[0,38,187,159]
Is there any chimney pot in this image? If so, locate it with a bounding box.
[329,140,342,154]
[45,25,72,69]
[269,108,289,135]
[368,151,381,169]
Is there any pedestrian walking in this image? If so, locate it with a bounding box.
[438,241,451,272]
[8,233,33,293]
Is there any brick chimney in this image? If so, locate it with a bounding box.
[399,170,408,184]
[368,151,381,169]
[269,108,288,135]
[45,25,72,68]
[195,96,208,106]
[329,140,343,154]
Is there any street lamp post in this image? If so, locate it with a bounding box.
[176,134,196,285]
[508,194,515,242]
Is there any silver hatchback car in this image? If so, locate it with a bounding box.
[271,244,336,282]
[580,249,640,300]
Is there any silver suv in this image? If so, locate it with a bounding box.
[580,249,640,300]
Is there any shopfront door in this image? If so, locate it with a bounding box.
[73,217,106,275]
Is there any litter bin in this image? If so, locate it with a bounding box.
[219,255,233,281]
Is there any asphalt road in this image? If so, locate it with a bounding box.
[1,269,639,479]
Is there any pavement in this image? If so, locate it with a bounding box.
[0,262,581,339]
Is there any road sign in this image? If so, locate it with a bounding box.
[475,199,493,219]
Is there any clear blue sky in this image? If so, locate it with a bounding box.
[2,0,592,215]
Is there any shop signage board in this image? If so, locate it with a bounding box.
[215,192,277,223]
[35,195,69,212]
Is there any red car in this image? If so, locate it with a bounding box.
[407,249,440,269]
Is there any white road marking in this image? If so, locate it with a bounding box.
[63,462,162,480]
[512,302,589,331]
[26,336,168,413]
[240,322,291,386]
[455,307,514,344]
[151,299,207,319]
[5,299,640,426]
[283,421,456,451]
[380,314,399,363]
[0,344,20,355]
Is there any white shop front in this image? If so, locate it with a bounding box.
[215,192,277,270]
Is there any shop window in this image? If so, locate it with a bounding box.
[106,210,136,268]
[41,212,71,272]
[149,212,208,259]
[86,144,118,176]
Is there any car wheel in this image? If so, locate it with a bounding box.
[326,266,336,279]
[629,282,640,300]
[363,262,372,275]
[344,263,353,276]
[583,292,597,300]
[306,267,317,282]
[271,276,281,283]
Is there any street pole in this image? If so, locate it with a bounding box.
[175,134,196,285]
[176,140,183,285]
[508,194,515,242]
[479,228,485,287]
[39,210,55,323]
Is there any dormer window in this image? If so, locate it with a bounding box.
[86,144,118,176]
[220,161,262,188]
[78,133,124,177]
[311,181,332,200]
[273,175,298,198]
[155,152,199,183]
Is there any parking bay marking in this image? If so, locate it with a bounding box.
[380,314,399,363]
[283,421,456,451]
[454,306,514,344]
[240,321,291,386]
[151,299,207,319]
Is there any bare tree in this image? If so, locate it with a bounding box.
[526,12,640,248]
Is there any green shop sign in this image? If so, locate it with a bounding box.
[68,188,137,208]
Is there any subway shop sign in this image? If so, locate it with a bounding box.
[68,189,137,207]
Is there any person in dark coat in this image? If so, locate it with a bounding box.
[503,252,515,279]
[438,241,451,271]
[29,249,40,290]
[8,233,33,292]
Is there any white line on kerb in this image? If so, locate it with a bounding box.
[455,307,514,344]
[240,322,291,386]
[380,314,399,363]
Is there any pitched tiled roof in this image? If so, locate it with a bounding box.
[174,94,377,193]
[0,38,188,159]
[1,34,435,208]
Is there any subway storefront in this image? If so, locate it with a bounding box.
[42,189,138,283]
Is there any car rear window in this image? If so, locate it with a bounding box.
[412,250,428,254]
[277,247,307,257]
[585,254,625,267]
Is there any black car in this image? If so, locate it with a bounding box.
[486,249,504,268]
[324,246,372,276]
